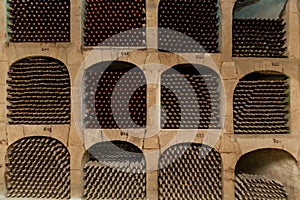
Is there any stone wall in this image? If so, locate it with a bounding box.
[0,0,298,199]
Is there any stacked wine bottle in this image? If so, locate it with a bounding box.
[6,137,70,199]
[7,0,70,42]
[233,72,289,134]
[235,173,288,199]
[84,0,146,46]
[84,62,147,129]
[83,142,146,200]
[158,0,219,52]
[158,143,222,200]
[233,18,286,57]
[161,65,221,129]
[7,57,71,124]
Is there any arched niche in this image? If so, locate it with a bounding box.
[235,148,300,199]
[83,61,147,129]
[158,143,222,199]
[7,0,70,42]
[83,0,146,46]
[5,136,70,199]
[83,141,146,199]
[7,56,71,124]
[160,64,222,129]
[232,0,287,57]
[158,0,220,53]
[233,70,289,134]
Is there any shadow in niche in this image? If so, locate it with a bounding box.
[235,149,300,200]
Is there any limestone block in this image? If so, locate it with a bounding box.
[55,46,69,64]
[221,62,237,80]
[24,125,51,137]
[0,166,4,184]
[6,46,18,66]
[223,168,235,180]
[158,52,179,67]
[220,134,240,153]
[176,129,198,144]
[6,125,24,145]
[69,124,83,146]
[221,25,232,61]
[127,135,144,149]
[146,171,158,200]
[144,149,160,171]
[83,129,103,149]
[0,86,5,104]
[288,12,300,58]
[220,1,234,26]
[158,131,177,149]
[71,188,82,199]
[70,169,82,189]
[223,80,238,98]
[253,60,265,71]
[126,129,144,148]
[263,60,283,72]
[221,152,240,171]
[102,130,128,141]
[68,65,80,86]
[0,123,6,143]
[144,134,159,149]
[283,61,299,79]
[0,44,8,61]
[67,47,83,66]
[0,144,7,166]
[69,145,85,170]
[128,50,147,66]
[145,51,160,64]
[0,105,5,124]
[236,61,254,78]
[50,125,70,146]
[0,148,5,165]
[222,179,235,200]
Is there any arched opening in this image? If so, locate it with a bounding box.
[83,141,146,199]
[235,148,299,199]
[83,61,147,129]
[233,70,289,134]
[83,0,146,46]
[161,64,222,129]
[7,56,71,124]
[5,136,70,198]
[158,0,220,53]
[232,0,287,57]
[7,0,70,42]
[158,143,222,199]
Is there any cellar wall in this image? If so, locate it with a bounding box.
[0,0,298,199]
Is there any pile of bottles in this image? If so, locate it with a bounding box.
[7,57,71,124]
[235,173,288,199]
[6,137,70,199]
[233,18,286,57]
[7,0,70,42]
[234,73,289,134]
[84,0,146,46]
[84,62,147,129]
[158,143,222,200]
[161,65,221,129]
[158,0,219,52]
[83,142,146,199]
